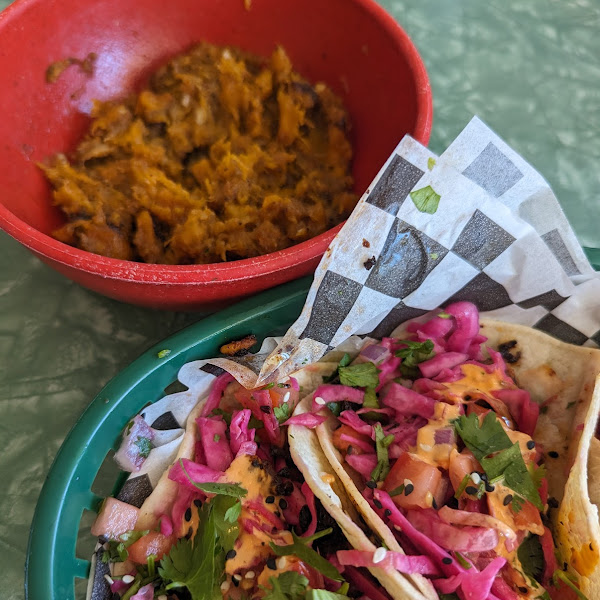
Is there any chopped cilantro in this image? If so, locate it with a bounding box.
[134,436,152,458]
[454,474,470,500]
[157,349,172,359]
[389,484,405,497]
[454,552,472,569]
[396,339,434,378]
[223,500,242,523]
[326,402,342,417]
[481,443,543,510]
[208,408,233,425]
[322,353,352,383]
[438,312,451,319]
[362,386,380,409]
[338,362,380,389]
[262,572,350,600]
[453,412,513,461]
[553,570,589,600]
[274,402,291,424]
[427,157,436,171]
[410,185,441,214]
[371,423,394,482]
[518,534,544,583]
[213,434,221,442]
[190,481,248,499]
[264,382,276,389]
[262,571,309,600]
[160,495,242,600]
[270,529,343,581]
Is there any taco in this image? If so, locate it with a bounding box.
[89,360,415,600]
[289,301,600,600]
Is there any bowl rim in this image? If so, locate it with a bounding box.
[0,0,432,285]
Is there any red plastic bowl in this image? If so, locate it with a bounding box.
[0,0,431,311]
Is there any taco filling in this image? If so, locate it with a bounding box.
[303,302,592,600]
[91,370,393,600]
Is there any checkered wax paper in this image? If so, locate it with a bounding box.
[211,116,600,387]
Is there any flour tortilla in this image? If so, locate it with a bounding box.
[291,318,600,599]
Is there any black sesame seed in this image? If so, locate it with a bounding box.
[265,496,275,504]
[275,481,294,496]
[267,558,277,570]
[518,586,528,594]
[590,543,594,551]
[384,509,392,517]
[260,405,272,414]
[194,499,202,507]
[226,549,237,560]
[347,445,354,455]
[548,497,559,509]
[464,395,472,401]
[232,578,239,587]
[274,511,281,518]
[374,499,383,509]
[485,483,495,493]
[185,526,193,539]
[526,440,536,450]
[404,484,415,496]
[252,458,261,468]
[279,498,288,510]
[548,451,559,459]
[432,498,438,510]
[480,472,488,482]
[442,557,452,565]
[503,494,513,506]
[366,480,377,489]
[184,507,192,521]
[465,486,478,496]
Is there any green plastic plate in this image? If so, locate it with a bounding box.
[25,277,311,600]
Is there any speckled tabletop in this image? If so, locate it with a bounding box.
[1,1,600,598]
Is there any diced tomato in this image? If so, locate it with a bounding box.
[289,559,325,590]
[548,580,580,600]
[383,452,442,510]
[512,499,544,533]
[332,424,372,455]
[268,384,299,410]
[448,448,481,495]
[91,497,139,540]
[127,531,175,564]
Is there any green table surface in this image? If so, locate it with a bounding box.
[2,1,600,598]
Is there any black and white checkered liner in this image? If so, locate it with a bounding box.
[255,118,600,385]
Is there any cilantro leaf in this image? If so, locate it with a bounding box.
[453,412,513,462]
[223,499,242,524]
[274,402,291,424]
[160,496,242,600]
[262,571,309,600]
[517,534,544,583]
[427,157,436,171]
[338,362,380,389]
[396,340,434,378]
[371,423,394,482]
[134,436,152,459]
[322,353,352,383]
[192,481,248,499]
[481,443,543,510]
[362,386,380,409]
[270,530,343,581]
[307,591,351,600]
[410,185,441,214]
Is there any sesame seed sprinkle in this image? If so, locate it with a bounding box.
[373,547,387,564]
[277,557,287,570]
[315,396,326,406]
[471,472,481,485]
[233,574,242,582]
[283,392,291,403]
[221,581,231,592]
[245,571,256,579]
[122,575,135,584]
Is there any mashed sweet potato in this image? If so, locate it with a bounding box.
[41,43,357,264]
